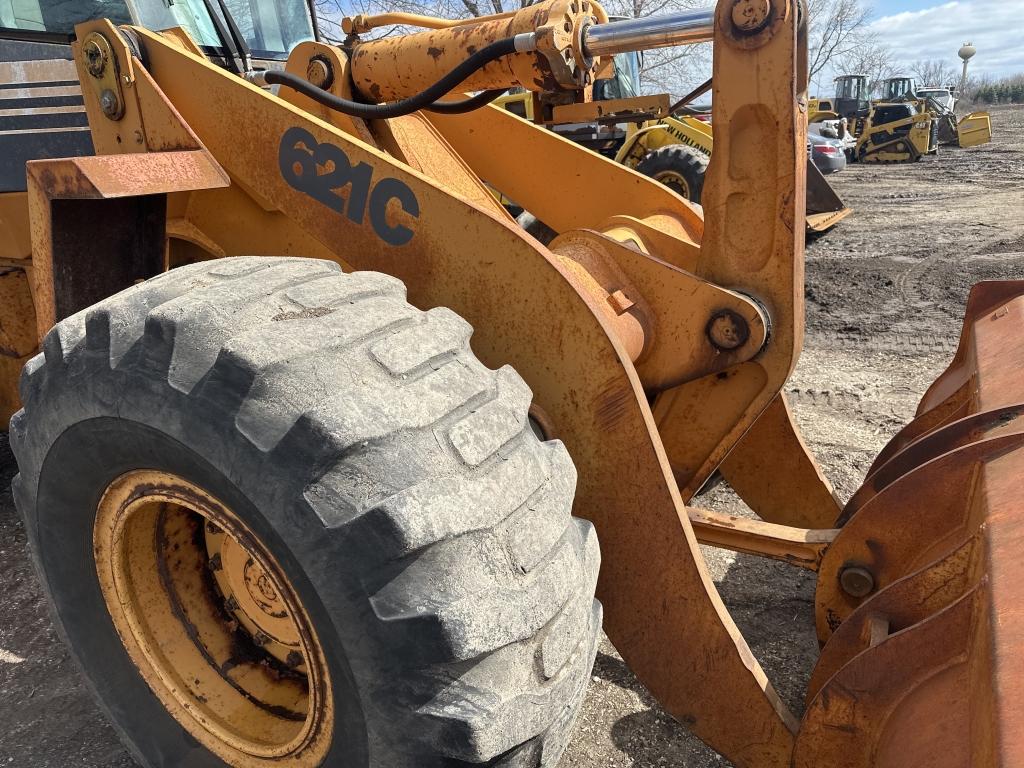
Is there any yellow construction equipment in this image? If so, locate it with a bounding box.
[499,52,851,232]
[811,74,936,163]
[878,76,992,148]
[1,1,1022,767]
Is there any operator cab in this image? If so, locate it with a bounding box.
[0,0,316,192]
[594,49,642,101]
[833,74,870,119]
[880,76,917,102]
[550,49,643,157]
[0,0,316,66]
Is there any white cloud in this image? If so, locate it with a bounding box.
[870,0,1024,79]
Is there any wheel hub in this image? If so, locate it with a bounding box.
[93,470,333,766]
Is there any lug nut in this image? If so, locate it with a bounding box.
[839,565,875,598]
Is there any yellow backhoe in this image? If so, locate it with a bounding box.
[0,0,1021,766]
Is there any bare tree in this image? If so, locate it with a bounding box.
[806,0,882,93]
[909,59,960,87]
[844,39,896,94]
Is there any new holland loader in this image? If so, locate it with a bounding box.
[0,0,1021,766]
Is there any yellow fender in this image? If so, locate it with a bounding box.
[614,115,713,168]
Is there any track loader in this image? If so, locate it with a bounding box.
[879,76,992,149]
[1,0,1022,766]
[810,74,937,163]
[497,51,851,232]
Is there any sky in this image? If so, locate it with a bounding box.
[867,0,1024,80]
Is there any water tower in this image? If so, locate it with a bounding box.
[958,42,976,101]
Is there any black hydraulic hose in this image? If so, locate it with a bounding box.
[264,37,519,120]
[425,88,507,113]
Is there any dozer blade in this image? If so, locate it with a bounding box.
[795,281,1024,768]
[805,158,851,233]
[958,111,992,148]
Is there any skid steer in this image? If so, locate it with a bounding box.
[810,73,937,163]
[497,50,851,233]
[1,0,1022,766]
[879,76,992,149]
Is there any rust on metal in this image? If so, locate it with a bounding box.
[720,393,842,528]
[689,508,837,571]
[9,2,1022,766]
[94,470,334,765]
[347,0,601,101]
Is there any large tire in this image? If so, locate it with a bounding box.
[10,257,601,767]
[636,145,709,204]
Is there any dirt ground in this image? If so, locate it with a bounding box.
[2,104,1023,767]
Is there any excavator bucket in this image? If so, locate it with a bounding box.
[805,158,852,233]
[958,111,993,147]
[796,281,1024,766]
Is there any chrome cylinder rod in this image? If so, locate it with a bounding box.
[582,8,716,57]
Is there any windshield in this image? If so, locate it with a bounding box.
[836,77,866,101]
[212,0,313,58]
[883,79,914,100]
[1,0,131,33]
[1,0,314,59]
[594,51,640,101]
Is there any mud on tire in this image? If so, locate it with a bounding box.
[10,257,601,767]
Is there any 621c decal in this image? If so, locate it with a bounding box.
[279,126,420,247]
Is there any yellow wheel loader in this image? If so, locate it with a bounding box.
[879,76,993,149]
[1,1,1022,766]
[499,51,851,232]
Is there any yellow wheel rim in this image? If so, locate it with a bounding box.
[94,470,333,766]
[653,170,692,200]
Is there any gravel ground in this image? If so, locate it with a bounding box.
[2,104,1023,767]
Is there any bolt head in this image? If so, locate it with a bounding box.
[706,309,750,351]
[731,0,771,34]
[99,89,119,117]
[839,565,875,598]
